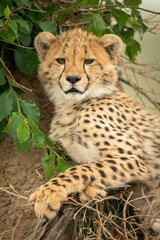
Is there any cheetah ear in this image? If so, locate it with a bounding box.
[100,34,122,64]
[34,32,56,60]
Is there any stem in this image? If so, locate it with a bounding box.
[0,57,32,91]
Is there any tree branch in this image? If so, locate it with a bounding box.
[119,77,160,111]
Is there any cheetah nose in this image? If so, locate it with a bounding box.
[66,75,81,84]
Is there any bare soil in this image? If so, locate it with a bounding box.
[0,69,54,240]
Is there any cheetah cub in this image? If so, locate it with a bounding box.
[30,29,160,233]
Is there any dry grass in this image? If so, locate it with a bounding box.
[68,189,160,240]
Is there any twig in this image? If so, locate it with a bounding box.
[0,58,32,92]
[123,191,133,240]
[11,208,34,240]
[0,38,34,49]
[11,212,23,240]
[120,77,160,111]
[0,187,28,200]
[0,9,14,33]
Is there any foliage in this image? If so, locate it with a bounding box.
[0,0,149,179]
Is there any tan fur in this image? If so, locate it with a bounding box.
[30,29,160,232]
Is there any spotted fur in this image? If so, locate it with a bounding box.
[30,29,160,232]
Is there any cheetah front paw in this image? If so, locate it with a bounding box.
[29,181,67,219]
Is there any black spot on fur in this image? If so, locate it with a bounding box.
[128,163,134,170]
[118,148,124,154]
[106,154,113,158]
[110,166,117,172]
[99,170,106,178]
[112,175,117,180]
[120,172,125,177]
[96,162,103,168]
[107,160,116,164]
[91,175,95,182]
[120,157,128,161]
[117,119,122,123]
[70,167,77,171]
[109,107,114,112]
[59,174,65,178]
[93,133,98,137]
[95,125,101,129]
[84,119,90,123]
[73,175,79,180]
[84,165,93,172]
[109,135,115,139]
[64,179,72,182]
[82,174,88,181]
[97,115,103,119]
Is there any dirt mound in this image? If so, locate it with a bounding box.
[0,69,53,240]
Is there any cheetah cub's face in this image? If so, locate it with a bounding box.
[35,29,122,104]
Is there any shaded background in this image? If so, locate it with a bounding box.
[122,0,160,113]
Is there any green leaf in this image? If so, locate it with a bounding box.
[157,102,160,107]
[17,121,30,143]
[19,21,33,34]
[41,3,59,15]
[88,13,106,36]
[16,19,30,32]
[3,112,24,140]
[21,0,31,8]
[0,68,6,86]
[28,120,45,147]
[125,39,141,61]
[14,0,31,8]
[27,3,46,23]
[15,139,31,154]
[18,32,31,46]
[4,6,10,18]
[0,0,12,13]
[0,22,17,43]
[0,120,5,140]
[139,23,148,39]
[56,6,72,22]
[0,91,13,121]
[8,20,18,38]
[56,156,71,173]
[21,100,40,124]
[41,150,56,180]
[14,48,39,74]
[0,20,3,28]
[110,9,129,26]
[74,0,99,9]
[39,21,57,35]
[124,0,142,6]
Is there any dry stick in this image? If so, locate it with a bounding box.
[70,198,133,236]
[119,78,160,111]
[11,208,34,240]
[11,213,23,240]
[0,187,28,200]
[29,205,77,240]
[0,9,14,33]
[120,60,160,110]
[0,38,34,49]
[0,58,32,92]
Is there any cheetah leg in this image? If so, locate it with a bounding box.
[30,156,148,219]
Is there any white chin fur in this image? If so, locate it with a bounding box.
[45,83,114,105]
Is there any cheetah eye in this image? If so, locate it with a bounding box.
[56,58,65,65]
[84,59,95,65]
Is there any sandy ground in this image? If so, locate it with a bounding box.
[0,69,54,240]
